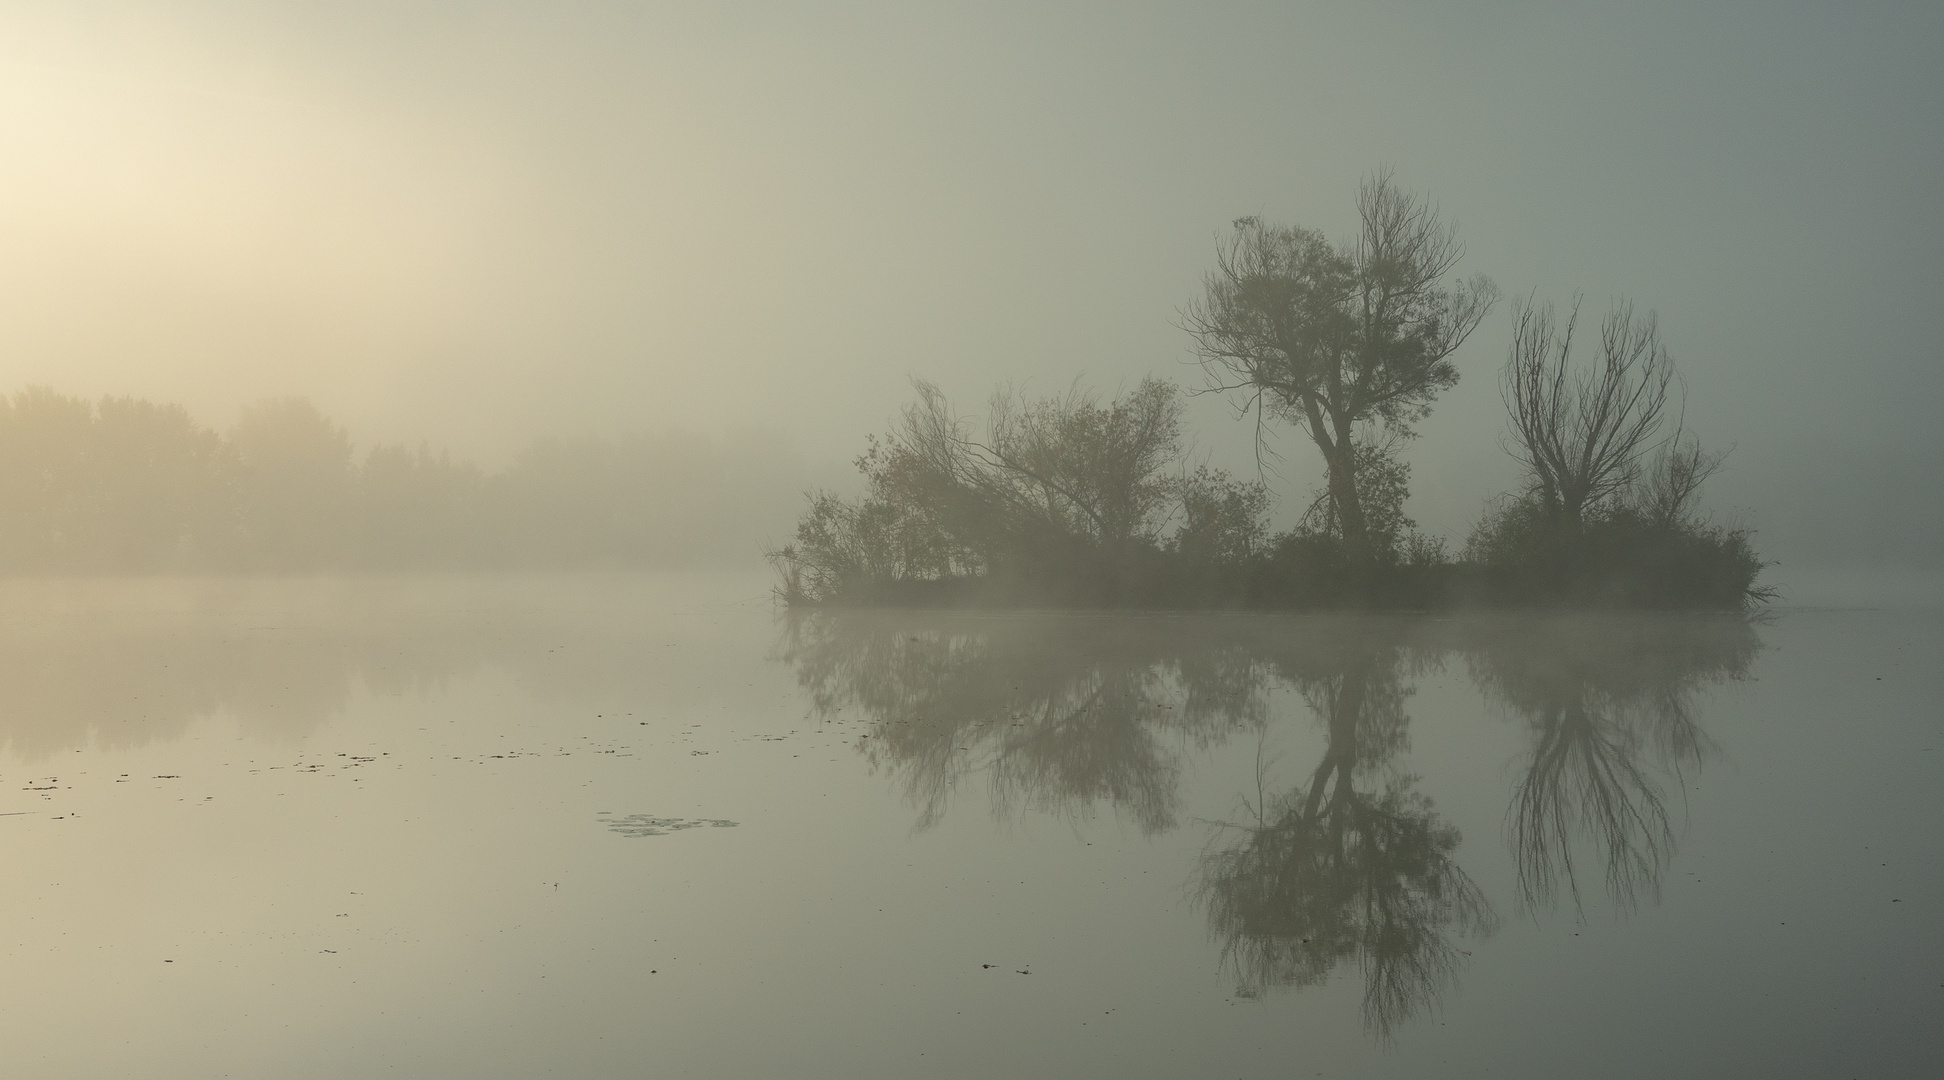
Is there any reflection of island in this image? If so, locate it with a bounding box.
[1465,615,1760,910]
[783,609,1764,1037]
[10,587,1765,1040]
[777,612,1266,832]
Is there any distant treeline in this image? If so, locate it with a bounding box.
[771,173,1769,610]
[0,388,795,572]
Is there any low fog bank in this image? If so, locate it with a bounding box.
[0,387,812,573]
[0,572,774,761]
[1733,436,1944,587]
[5,379,1930,613]
[1760,567,1944,611]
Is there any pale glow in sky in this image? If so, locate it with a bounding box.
[0,1,1937,570]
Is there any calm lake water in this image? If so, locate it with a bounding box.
[3,576,1937,1078]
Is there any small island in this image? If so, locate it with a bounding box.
[769,174,1768,611]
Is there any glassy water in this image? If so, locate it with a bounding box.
[2,577,1937,1078]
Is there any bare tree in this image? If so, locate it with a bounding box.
[1632,425,1727,528]
[1185,171,1497,562]
[1502,297,1676,528]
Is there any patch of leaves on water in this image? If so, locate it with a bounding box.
[597,812,739,838]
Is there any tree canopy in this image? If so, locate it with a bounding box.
[1185,171,1497,563]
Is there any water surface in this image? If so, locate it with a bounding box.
[2,577,1936,1077]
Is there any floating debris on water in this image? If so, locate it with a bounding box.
[597,813,738,837]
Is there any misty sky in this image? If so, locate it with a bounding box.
[0,1,1937,572]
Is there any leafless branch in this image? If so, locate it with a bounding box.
[1502,297,1675,524]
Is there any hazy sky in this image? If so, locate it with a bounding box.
[1,1,1937,570]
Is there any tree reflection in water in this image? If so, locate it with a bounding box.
[776,609,1762,1037]
[1198,621,1493,1038]
[1466,615,1760,911]
[776,611,1266,833]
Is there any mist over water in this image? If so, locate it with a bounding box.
[1,3,1939,1075]
[3,578,1938,1076]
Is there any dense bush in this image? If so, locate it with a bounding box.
[770,379,1271,606]
[1464,495,1766,608]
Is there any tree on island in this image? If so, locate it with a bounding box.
[1470,296,1766,606]
[1183,171,1498,565]
[770,378,1269,605]
[1501,296,1679,531]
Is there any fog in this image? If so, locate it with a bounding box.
[6,11,1939,1072]
[0,2,1938,586]
[3,578,1938,1076]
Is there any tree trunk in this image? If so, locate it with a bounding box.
[1322,422,1370,564]
[1301,399,1370,563]
[1303,658,1372,818]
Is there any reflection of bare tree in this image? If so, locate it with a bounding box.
[776,612,1266,833]
[1465,614,1761,911]
[1199,624,1494,1038]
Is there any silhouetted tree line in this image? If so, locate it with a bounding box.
[0,388,789,571]
[773,172,1768,609]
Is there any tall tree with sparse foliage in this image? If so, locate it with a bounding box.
[1185,171,1497,563]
